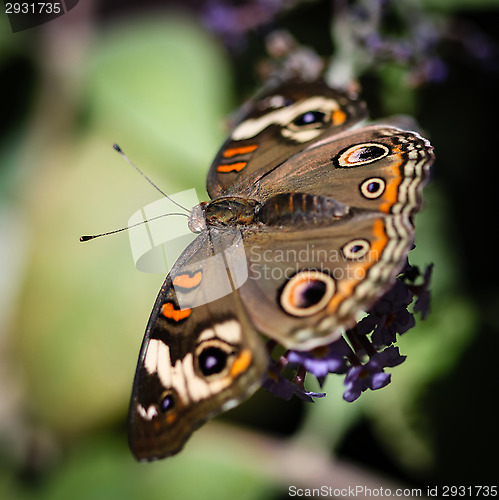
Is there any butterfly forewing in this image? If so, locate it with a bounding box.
[206,79,367,198]
[249,125,433,214]
[128,231,267,461]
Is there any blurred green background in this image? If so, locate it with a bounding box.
[1,0,498,498]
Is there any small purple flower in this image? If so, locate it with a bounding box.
[262,367,326,402]
[364,280,416,347]
[372,279,414,316]
[202,0,287,49]
[287,337,350,378]
[371,306,415,347]
[343,346,406,402]
[391,41,413,63]
[422,58,448,83]
[356,313,378,336]
[365,33,384,53]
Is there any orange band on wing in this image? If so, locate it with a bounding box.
[327,218,388,314]
[229,349,252,377]
[222,144,258,158]
[173,271,202,289]
[217,162,247,173]
[162,303,191,321]
[379,151,403,213]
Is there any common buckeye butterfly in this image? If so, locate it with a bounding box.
[127,78,434,460]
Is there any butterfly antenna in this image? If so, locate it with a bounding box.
[80,212,189,242]
[112,144,190,213]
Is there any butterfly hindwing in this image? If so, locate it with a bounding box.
[128,232,267,461]
[238,209,412,349]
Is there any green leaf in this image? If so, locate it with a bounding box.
[84,14,233,190]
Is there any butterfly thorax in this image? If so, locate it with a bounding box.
[188,193,350,233]
[188,197,259,232]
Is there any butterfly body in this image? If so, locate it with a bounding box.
[128,79,434,461]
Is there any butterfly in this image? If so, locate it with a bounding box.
[127,78,434,461]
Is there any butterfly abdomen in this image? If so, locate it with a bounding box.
[257,193,349,226]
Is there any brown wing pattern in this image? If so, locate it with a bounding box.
[207,79,366,198]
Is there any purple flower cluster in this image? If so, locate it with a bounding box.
[343,346,406,402]
[262,263,433,403]
[262,365,326,402]
[202,0,499,86]
[202,0,295,49]
[340,0,449,85]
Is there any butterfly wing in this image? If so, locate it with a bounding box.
[234,126,433,349]
[251,125,433,215]
[206,78,366,199]
[239,211,411,350]
[128,231,267,461]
